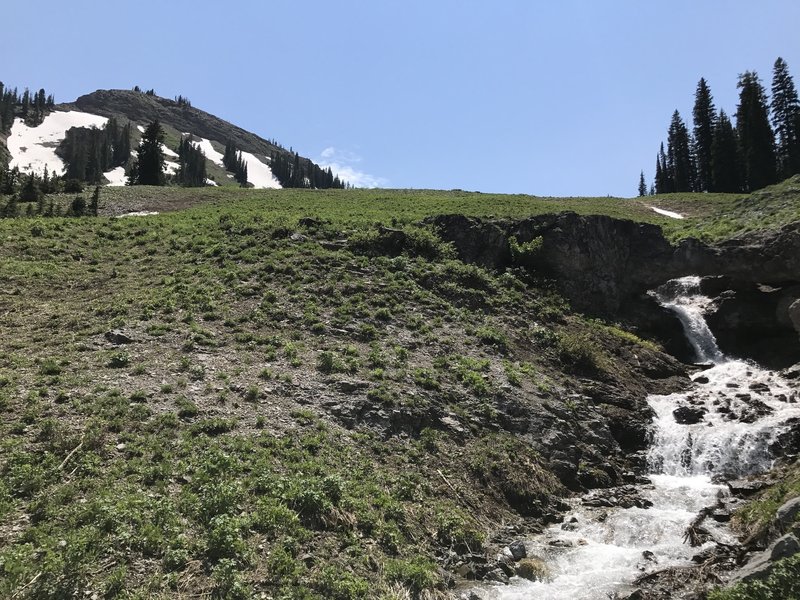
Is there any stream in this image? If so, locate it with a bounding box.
[479,276,800,600]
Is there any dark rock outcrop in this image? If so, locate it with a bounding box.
[430,212,800,366]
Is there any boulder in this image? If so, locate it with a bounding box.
[515,557,550,582]
[775,497,800,533]
[673,406,707,425]
[508,540,527,561]
[105,329,135,345]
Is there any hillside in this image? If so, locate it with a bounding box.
[1,178,800,598]
[65,89,281,160]
[1,87,343,191]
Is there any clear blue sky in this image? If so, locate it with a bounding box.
[3,0,799,196]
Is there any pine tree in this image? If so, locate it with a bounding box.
[638,171,647,197]
[90,186,101,216]
[692,78,716,192]
[711,110,741,193]
[667,110,694,192]
[736,71,777,191]
[131,120,166,186]
[771,57,800,179]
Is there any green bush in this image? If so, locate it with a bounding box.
[708,554,800,600]
[385,556,439,595]
[556,331,606,374]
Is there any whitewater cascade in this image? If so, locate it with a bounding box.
[482,276,800,600]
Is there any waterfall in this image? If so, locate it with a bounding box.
[651,276,724,364]
[480,276,800,600]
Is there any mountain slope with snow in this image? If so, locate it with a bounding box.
[1,88,344,189]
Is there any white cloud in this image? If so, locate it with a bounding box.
[317,146,387,188]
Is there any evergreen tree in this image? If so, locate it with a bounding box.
[638,171,647,197]
[771,57,800,179]
[131,120,166,185]
[90,186,101,216]
[114,123,131,165]
[692,78,716,192]
[175,136,208,187]
[19,172,41,202]
[711,110,741,193]
[667,111,694,192]
[736,71,777,191]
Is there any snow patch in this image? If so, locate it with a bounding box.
[650,207,684,220]
[104,166,127,186]
[137,125,145,133]
[161,144,179,158]
[117,211,159,218]
[187,136,225,167]
[205,178,219,187]
[7,111,109,176]
[239,151,281,189]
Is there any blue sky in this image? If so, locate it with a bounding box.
[3,0,799,196]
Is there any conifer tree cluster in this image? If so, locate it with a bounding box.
[223,141,249,186]
[59,118,131,182]
[0,82,55,133]
[642,57,800,195]
[175,136,207,187]
[270,151,346,189]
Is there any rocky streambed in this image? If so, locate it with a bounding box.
[459,277,800,600]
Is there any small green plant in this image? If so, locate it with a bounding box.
[107,351,130,369]
[244,385,260,402]
[556,331,607,374]
[39,359,62,376]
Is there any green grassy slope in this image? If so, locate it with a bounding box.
[0,190,683,599]
[84,174,800,241]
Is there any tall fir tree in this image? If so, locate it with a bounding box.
[130,120,166,186]
[667,110,694,192]
[638,171,647,197]
[655,143,671,194]
[736,71,777,191]
[771,57,800,179]
[692,78,716,192]
[711,110,741,193]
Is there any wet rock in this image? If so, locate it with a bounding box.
[673,406,707,425]
[694,375,710,384]
[508,540,527,561]
[105,329,135,344]
[711,508,731,523]
[642,550,657,563]
[515,557,549,582]
[782,363,800,380]
[727,479,769,497]
[749,382,771,394]
[581,485,654,510]
[484,568,510,585]
[738,398,773,423]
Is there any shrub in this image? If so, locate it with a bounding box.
[107,352,130,369]
[384,556,439,595]
[708,554,800,600]
[556,331,606,374]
